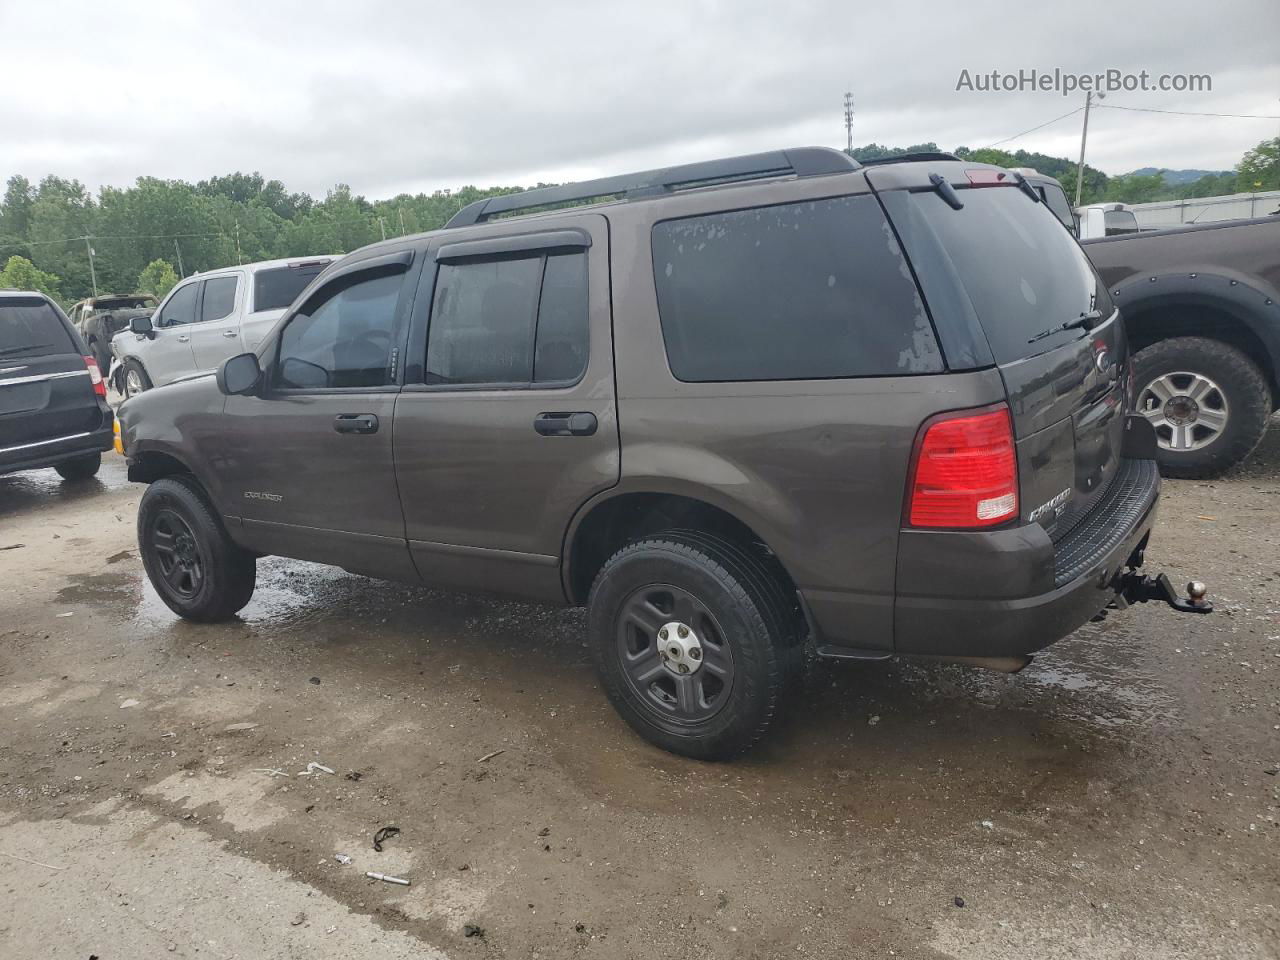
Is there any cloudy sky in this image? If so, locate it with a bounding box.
[2,0,1277,199]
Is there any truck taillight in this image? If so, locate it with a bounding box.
[84,356,106,398]
[906,407,1018,529]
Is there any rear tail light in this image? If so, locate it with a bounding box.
[83,356,107,398]
[907,406,1018,528]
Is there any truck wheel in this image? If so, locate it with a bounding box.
[122,359,151,399]
[54,452,102,481]
[588,532,802,760]
[138,476,256,622]
[1133,337,1272,479]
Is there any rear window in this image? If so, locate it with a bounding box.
[901,186,1109,364]
[1104,209,1140,236]
[651,196,942,382]
[253,262,330,313]
[0,297,76,355]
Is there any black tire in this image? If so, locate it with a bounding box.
[122,358,152,399]
[588,531,803,760]
[138,476,256,622]
[87,337,111,376]
[54,452,102,481]
[1132,337,1272,479]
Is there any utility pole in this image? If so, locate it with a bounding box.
[234,222,243,265]
[173,238,185,278]
[843,91,855,154]
[83,236,98,297]
[1074,90,1104,208]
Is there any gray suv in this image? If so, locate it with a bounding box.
[117,148,1210,758]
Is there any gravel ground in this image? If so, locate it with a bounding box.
[0,430,1277,959]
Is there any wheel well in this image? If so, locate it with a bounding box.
[566,493,799,606]
[1124,302,1279,402]
[127,450,192,484]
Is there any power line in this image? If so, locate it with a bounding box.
[0,214,386,250]
[983,107,1083,149]
[1097,103,1280,120]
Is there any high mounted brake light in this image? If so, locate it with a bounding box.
[906,406,1018,528]
[965,169,1014,186]
[83,356,106,398]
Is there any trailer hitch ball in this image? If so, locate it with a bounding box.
[1187,581,1207,602]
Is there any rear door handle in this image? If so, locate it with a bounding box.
[333,413,379,435]
[221,330,239,339]
[534,411,598,437]
[177,335,190,343]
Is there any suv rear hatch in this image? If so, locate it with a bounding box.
[872,166,1130,546]
[1,297,103,450]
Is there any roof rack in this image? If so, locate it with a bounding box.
[858,152,961,166]
[445,147,860,228]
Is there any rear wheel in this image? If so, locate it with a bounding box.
[1132,337,1271,478]
[138,476,256,622]
[54,452,101,481]
[123,358,151,399]
[588,532,802,760]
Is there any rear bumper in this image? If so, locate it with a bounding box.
[0,413,114,477]
[891,457,1162,658]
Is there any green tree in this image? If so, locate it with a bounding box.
[1236,136,1280,192]
[1103,172,1168,204]
[136,258,179,297]
[0,254,63,301]
[0,175,35,238]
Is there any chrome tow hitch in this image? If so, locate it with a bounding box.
[1112,571,1212,614]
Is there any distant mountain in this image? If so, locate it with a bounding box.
[1126,167,1231,185]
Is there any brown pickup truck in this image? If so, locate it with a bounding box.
[1025,172,1280,477]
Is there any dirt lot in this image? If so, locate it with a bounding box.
[1,434,1277,960]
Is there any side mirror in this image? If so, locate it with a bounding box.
[217,352,262,396]
[130,314,155,337]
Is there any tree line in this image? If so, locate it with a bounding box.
[2,136,1276,308]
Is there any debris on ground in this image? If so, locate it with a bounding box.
[0,851,66,871]
[537,826,550,837]
[299,762,334,776]
[56,612,74,618]
[105,550,133,564]
[309,677,321,685]
[344,771,363,781]
[868,715,881,726]
[366,872,410,886]
[0,543,24,551]
[253,768,289,778]
[290,912,306,926]
[372,826,400,852]
[981,820,995,830]
[476,750,505,763]
[954,896,966,908]
[224,722,258,732]
[334,854,352,865]
[120,699,139,709]
[463,924,484,938]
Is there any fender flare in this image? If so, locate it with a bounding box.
[1110,270,1280,385]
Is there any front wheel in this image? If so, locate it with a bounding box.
[122,359,151,399]
[54,452,101,481]
[1132,337,1272,479]
[588,532,802,760]
[138,476,256,622]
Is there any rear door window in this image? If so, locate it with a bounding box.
[426,252,588,386]
[1039,182,1076,231]
[158,281,199,328]
[0,297,75,356]
[200,276,238,322]
[650,195,942,382]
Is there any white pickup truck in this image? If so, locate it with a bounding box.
[110,256,335,397]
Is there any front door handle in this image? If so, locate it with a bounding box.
[333,413,379,435]
[222,330,239,339]
[177,335,190,343]
[534,411,598,437]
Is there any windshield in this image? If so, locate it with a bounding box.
[253,261,332,313]
[0,297,76,355]
[905,186,1110,364]
[96,296,156,311]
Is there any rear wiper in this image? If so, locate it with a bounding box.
[0,343,53,356]
[1011,171,1042,204]
[1027,310,1103,344]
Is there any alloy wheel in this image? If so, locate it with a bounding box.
[1138,371,1229,452]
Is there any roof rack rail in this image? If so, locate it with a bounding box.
[445,146,860,228]
[858,152,961,166]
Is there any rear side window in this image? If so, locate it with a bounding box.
[0,297,75,355]
[253,262,330,313]
[426,252,588,386]
[651,196,942,382]
[201,276,238,322]
[1039,182,1075,232]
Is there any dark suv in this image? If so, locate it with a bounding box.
[2,290,114,481]
[117,148,1209,758]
